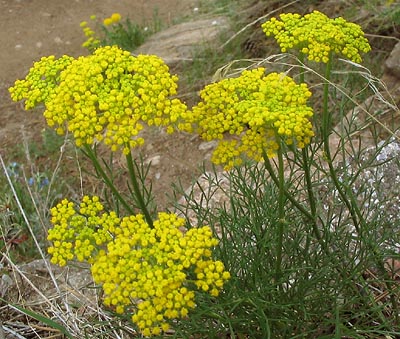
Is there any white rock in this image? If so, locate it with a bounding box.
[145,155,161,166]
[199,140,218,151]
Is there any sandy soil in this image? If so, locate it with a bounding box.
[1,0,199,82]
[0,0,213,209]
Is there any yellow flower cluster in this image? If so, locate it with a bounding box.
[186,67,314,169]
[47,196,230,337]
[80,18,101,51]
[8,55,74,109]
[9,46,188,154]
[103,12,122,26]
[47,196,117,266]
[262,10,371,63]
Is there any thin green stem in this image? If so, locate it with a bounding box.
[262,150,331,257]
[301,148,322,241]
[125,150,153,228]
[322,57,333,146]
[83,145,134,215]
[298,54,325,243]
[262,151,313,223]
[298,53,323,241]
[275,145,285,284]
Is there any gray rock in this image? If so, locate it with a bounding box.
[135,17,230,67]
[385,41,400,79]
[198,140,218,151]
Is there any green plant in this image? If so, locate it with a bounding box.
[1,158,53,261]
[80,12,160,52]
[172,10,400,337]
[5,7,400,339]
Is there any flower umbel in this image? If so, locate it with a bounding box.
[9,46,188,154]
[104,12,121,26]
[184,67,314,169]
[262,10,371,63]
[47,196,230,336]
[8,55,74,109]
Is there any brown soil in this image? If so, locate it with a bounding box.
[0,0,211,209]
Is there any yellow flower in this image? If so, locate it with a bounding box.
[103,13,121,26]
[9,46,188,153]
[110,12,121,24]
[47,196,117,266]
[78,17,101,51]
[103,17,113,26]
[185,67,314,169]
[46,196,230,337]
[262,10,371,63]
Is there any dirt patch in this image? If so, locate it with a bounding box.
[0,0,199,82]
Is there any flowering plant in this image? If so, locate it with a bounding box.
[47,196,230,336]
[8,8,400,338]
[80,13,152,52]
[9,44,229,336]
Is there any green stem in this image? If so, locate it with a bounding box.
[301,148,322,241]
[262,150,327,252]
[322,57,333,146]
[262,151,313,222]
[83,145,134,215]
[125,150,153,228]
[275,145,285,284]
[298,53,325,243]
